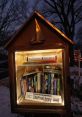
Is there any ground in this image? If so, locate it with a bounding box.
[0,84,17,117]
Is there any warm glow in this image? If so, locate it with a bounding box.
[15,49,62,55]
[15,49,63,69]
[17,99,20,104]
[15,49,64,106]
[17,97,23,104]
[62,99,64,105]
[35,19,40,32]
[35,12,74,44]
[25,92,63,104]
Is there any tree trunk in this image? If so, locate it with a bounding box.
[69,44,74,66]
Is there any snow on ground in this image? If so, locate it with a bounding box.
[70,67,82,117]
[0,86,17,117]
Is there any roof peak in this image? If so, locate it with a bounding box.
[5,11,75,48]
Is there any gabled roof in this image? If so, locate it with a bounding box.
[5,11,75,48]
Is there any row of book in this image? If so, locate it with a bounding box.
[20,72,62,97]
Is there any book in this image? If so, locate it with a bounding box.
[20,77,27,96]
[53,78,57,95]
[37,72,41,93]
[57,78,60,95]
[51,73,54,94]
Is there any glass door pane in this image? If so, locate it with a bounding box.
[15,49,64,106]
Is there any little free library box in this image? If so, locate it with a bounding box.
[5,11,75,116]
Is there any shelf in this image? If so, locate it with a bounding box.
[23,71,62,77]
[23,72,38,77]
[24,92,63,105]
[18,62,62,67]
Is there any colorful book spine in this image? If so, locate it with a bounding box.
[53,79,57,95]
[31,76,34,93]
[34,74,37,92]
[51,73,54,94]
[45,73,48,93]
[57,78,60,95]
[48,73,51,94]
[20,70,61,97]
[41,73,45,93]
[28,77,32,92]
[37,72,41,93]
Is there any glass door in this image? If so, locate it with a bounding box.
[15,49,64,106]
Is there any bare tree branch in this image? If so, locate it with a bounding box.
[38,0,82,40]
[0,0,29,43]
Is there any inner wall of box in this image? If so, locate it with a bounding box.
[15,49,64,105]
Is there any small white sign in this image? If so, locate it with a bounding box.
[25,92,62,103]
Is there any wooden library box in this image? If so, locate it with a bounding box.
[5,11,75,117]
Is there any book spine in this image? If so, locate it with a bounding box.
[37,72,41,93]
[48,73,51,94]
[51,73,54,94]
[41,73,45,93]
[34,74,37,92]
[57,78,60,95]
[23,79,27,96]
[28,77,32,92]
[31,76,34,92]
[53,79,57,95]
[45,73,48,93]
[20,77,27,96]
[20,78,24,96]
